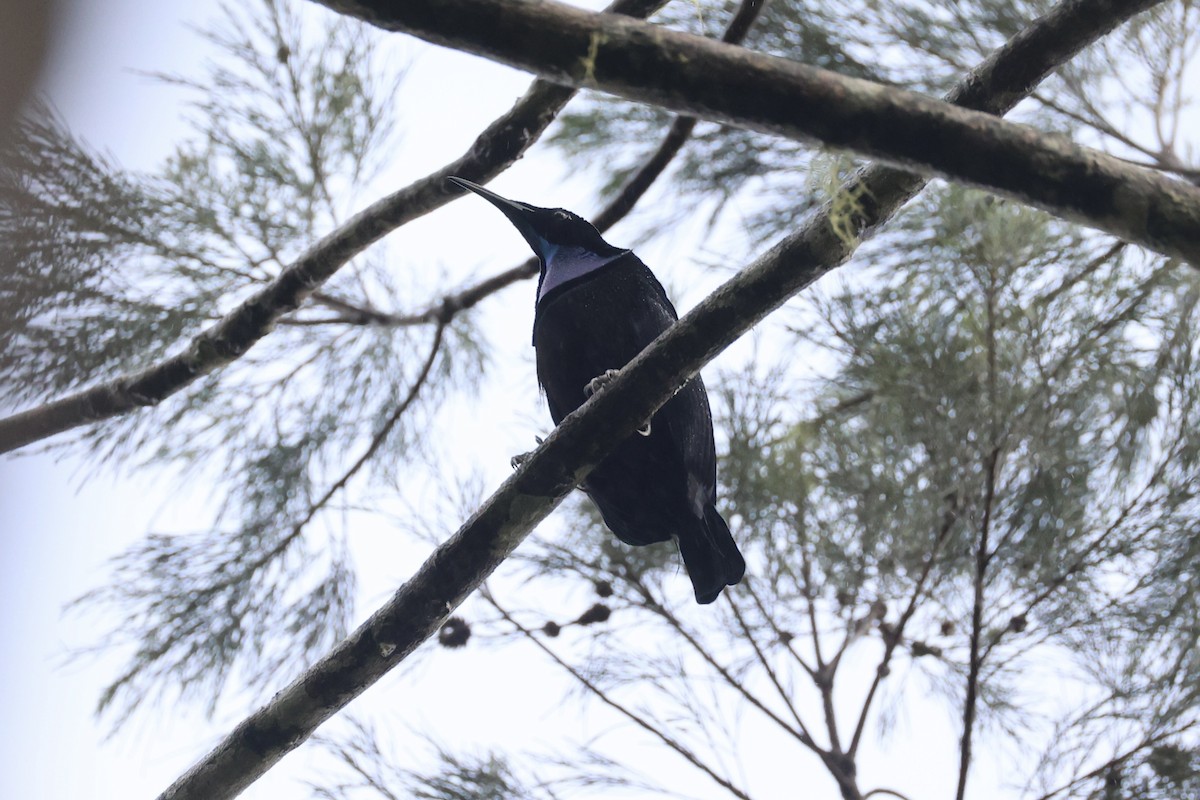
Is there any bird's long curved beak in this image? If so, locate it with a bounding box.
[447,176,532,215]
[447,176,549,260]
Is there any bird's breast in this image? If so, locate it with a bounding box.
[537,246,628,303]
[533,257,677,425]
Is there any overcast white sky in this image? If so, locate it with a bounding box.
[0,2,1052,799]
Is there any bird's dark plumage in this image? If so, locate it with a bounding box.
[449,176,745,604]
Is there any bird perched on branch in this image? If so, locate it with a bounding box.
[448,176,745,604]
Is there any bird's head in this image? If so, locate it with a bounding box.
[448,176,628,302]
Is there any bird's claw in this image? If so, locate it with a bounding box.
[510,436,545,470]
[583,369,621,398]
[584,370,652,436]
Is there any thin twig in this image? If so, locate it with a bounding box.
[286,319,447,541]
[106,320,449,624]
[727,594,814,740]
[981,453,1171,662]
[1033,239,1127,310]
[955,449,999,800]
[849,499,957,756]
[794,524,844,755]
[956,265,1004,800]
[744,580,816,677]
[483,590,755,800]
[1029,722,1197,800]
[863,789,914,800]
[626,576,828,761]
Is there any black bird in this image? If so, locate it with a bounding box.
[448,176,745,604]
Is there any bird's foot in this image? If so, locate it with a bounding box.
[583,369,621,399]
[583,369,651,436]
[510,436,545,470]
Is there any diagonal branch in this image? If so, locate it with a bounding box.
[153,2,1165,798]
[317,0,1200,266]
[0,0,666,456]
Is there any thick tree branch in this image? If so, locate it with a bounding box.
[317,0,1199,267]
[154,3,1165,798]
[0,0,666,456]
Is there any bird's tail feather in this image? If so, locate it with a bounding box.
[676,506,746,604]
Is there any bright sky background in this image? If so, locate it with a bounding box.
[0,2,1075,799]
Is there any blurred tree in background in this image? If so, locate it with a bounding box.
[1,0,1198,798]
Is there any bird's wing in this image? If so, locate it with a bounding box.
[635,265,720,510]
[662,377,719,510]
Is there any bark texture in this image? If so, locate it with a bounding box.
[319,0,1199,267]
